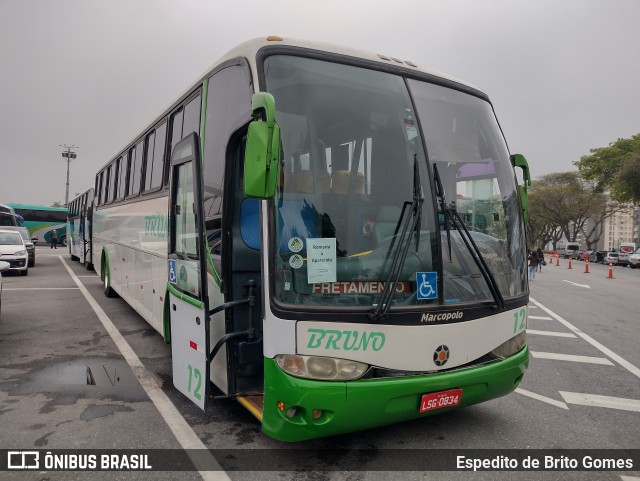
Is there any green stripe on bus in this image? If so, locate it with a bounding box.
[260,346,529,442]
[166,283,204,310]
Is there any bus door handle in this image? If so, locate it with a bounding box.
[208,279,256,316]
[207,280,257,364]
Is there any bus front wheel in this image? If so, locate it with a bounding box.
[102,260,116,298]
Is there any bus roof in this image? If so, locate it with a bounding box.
[7,203,68,212]
[98,36,489,175]
[216,36,483,93]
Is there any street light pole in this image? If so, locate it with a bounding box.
[60,144,78,207]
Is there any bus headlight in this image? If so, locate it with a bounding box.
[490,331,527,359]
[275,354,368,381]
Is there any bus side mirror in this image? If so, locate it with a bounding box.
[244,92,281,199]
[510,153,531,223]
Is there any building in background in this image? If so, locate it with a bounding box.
[602,203,636,251]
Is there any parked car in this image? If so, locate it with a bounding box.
[0,229,28,275]
[589,250,608,263]
[1,226,35,267]
[579,250,594,261]
[602,252,618,265]
[0,260,9,317]
[629,248,640,269]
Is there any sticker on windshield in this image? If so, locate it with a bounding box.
[307,238,337,283]
[289,254,304,269]
[404,118,418,140]
[416,272,437,300]
[288,237,304,253]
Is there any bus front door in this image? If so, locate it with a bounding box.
[167,133,211,409]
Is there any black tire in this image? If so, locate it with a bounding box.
[102,260,116,298]
[20,269,28,276]
[28,257,35,268]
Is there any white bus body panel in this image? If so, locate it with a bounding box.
[94,194,228,392]
[296,306,527,371]
[94,196,168,334]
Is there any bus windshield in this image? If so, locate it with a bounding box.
[265,55,526,310]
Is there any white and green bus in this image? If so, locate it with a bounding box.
[68,188,95,269]
[90,36,531,442]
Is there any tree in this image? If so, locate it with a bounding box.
[51,201,64,207]
[526,189,562,249]
[575,134,640,204]
[527,172,612,249]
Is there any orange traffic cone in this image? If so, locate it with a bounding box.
[568,258,572,269]
[584,258,590,274]
[607,261,614,279]
[556,255,560,266]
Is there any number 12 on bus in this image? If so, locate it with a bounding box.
[75,37,531,442]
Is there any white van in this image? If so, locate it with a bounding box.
[559,242,580,259]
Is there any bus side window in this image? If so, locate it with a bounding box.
[126,146,137,198]
[183,95,201,140]
[143,131,156,193]
[130,141,144,197]
[169,110,184,157]
[96,172,103,205]
[104,165,112,203]
[150,122,167,191]
[203,62,253,277]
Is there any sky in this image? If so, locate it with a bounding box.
[1,0,639,206]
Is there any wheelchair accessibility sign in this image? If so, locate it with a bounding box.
[168,259,177,284]
[416,272,437,300]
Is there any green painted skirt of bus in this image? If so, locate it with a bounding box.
[261,346,529,442]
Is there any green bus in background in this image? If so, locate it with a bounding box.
[6,204,68,246]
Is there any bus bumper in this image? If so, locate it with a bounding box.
[261,345,529,442]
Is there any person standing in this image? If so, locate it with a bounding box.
[528,250,537,280]
[536,247,544,272]
[51,229,58,249]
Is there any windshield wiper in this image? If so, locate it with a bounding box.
[433,164,505,310]
[369,155,424,321]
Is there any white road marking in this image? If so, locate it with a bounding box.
[563,280,591,289]
[531,351,614,365]
[559,392,640,413]
[527,329,577,338]
[58,256,229,481]
[528,315,553,320]
[4,287,79,290]
[515,388,569,410]
[530,297,640,380]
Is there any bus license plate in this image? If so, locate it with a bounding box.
[419,389,462,413]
